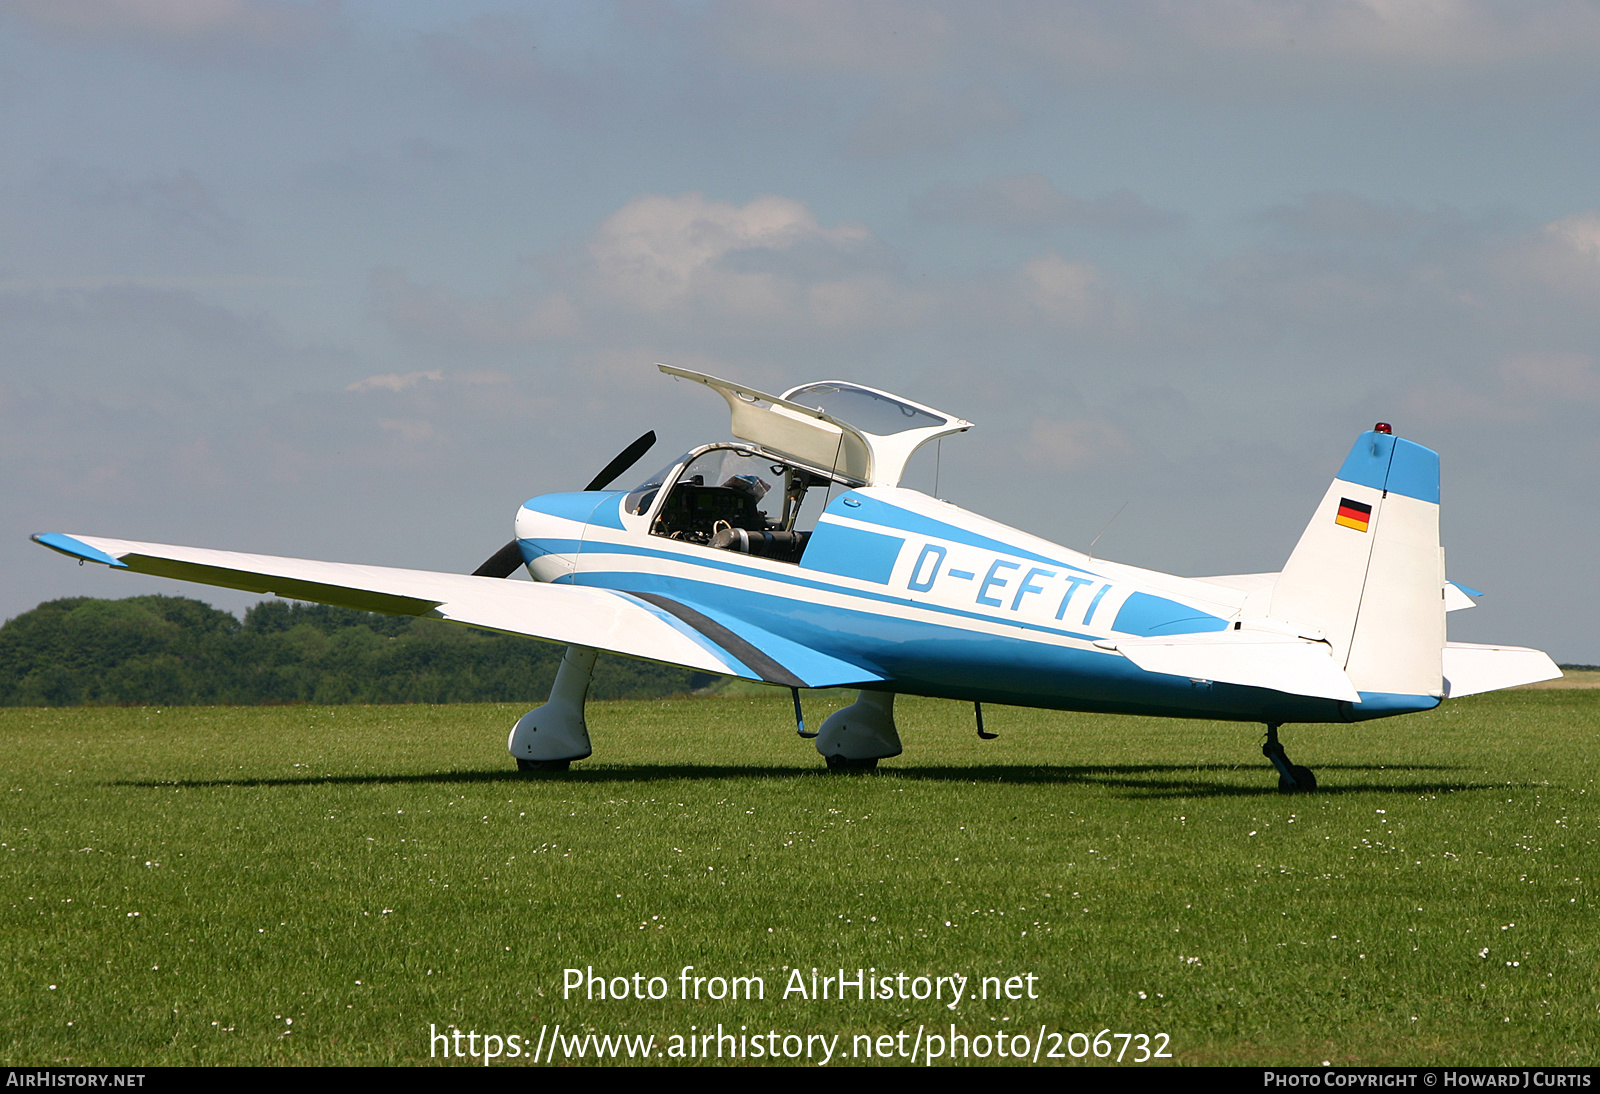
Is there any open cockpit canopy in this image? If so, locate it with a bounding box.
[657,364,971,488]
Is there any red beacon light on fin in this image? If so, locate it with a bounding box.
[1373,422,1392,434]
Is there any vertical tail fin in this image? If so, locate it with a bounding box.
[1269,429,1444,701]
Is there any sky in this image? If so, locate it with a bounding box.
[2,0,1597,662]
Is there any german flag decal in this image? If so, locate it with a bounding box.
[1335,497,1372,532]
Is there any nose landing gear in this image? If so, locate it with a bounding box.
[1262,723,1317,792]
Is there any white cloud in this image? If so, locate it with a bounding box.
[372,193,914,347]
[1023,418,1130,470]
[1544,212,1600,263]
[374,193,1139,350]
[1400,353,1600,426]
[589,192,869,314]
[1158,0,1600,65]
[345,370,443,393]
[1018,254,1108,327]
[377,418,437,444]
[1487,210,1600,301]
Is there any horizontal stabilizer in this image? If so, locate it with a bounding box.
[1442,642,1561,698]
[31,533,883,690]
[1096,630,1361,702]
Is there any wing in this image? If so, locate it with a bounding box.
[31,533,883,690]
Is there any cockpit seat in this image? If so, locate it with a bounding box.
[654,484,767,536]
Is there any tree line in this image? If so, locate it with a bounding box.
[4,594,1587,709]
[0,596,712,707]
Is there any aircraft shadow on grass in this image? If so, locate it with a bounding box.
[115,763,1505,799]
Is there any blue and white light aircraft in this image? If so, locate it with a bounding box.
[34,364,1560,788]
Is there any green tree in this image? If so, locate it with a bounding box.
[0,596,711,706]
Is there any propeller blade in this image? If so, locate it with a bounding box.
[584,430,656,492]
[472,540,525,579]
[473,431,656,578]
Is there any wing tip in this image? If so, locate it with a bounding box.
[32,533,129,568]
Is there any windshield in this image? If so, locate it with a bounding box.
[785,382,946,436]
[625,447,784,517]
[623,456,686,516]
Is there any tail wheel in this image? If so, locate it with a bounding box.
[1278,764,1317,792]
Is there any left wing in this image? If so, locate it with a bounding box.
[31,533,883,690]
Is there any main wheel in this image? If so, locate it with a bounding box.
[517,758,571,772]
[824,754,878,773]
[1278,764,1317,792]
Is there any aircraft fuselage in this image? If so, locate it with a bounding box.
[515,484,1438,725]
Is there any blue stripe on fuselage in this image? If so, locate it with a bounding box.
[554,536,1106,643]
[526,524,1408,724]
[1113,592,1229,637]
[1343,692,1440,720]
[573,566,1361,724]
[534,525,1222,647]
[801,523,904,584]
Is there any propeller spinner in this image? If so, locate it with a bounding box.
[471,430,657,579]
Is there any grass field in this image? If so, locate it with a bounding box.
[3,688,1596,1067]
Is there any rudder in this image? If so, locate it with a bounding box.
[1268,429,1444,702]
